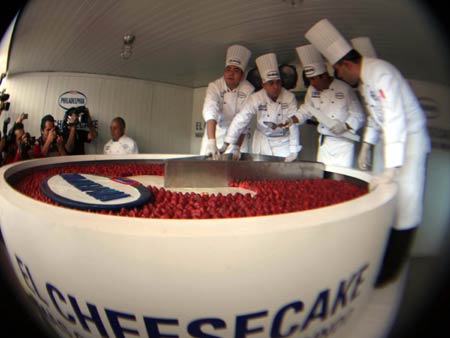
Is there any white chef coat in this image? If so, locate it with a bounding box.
[296,78,364,167]
[224,87,301,157]
[103,135,139,155]
[359,57,430,229]
[200,77,254,154]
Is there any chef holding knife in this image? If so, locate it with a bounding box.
[290,44,365,167]
[305,19,430,287]
[200,45,254,160]
[220,53,302,161]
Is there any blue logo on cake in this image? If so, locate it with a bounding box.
[40,173,152,210]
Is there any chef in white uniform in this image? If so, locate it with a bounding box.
[351,37,383,174]
[293,44,364,167]
[103,117,139,155]
[200,45,254,159]
[305,19,430,286]
[221,53,302,161]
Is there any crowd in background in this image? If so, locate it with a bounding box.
[0,107,139,166]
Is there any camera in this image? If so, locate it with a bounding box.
[74,106,89,124]
[2,116,11,136]
[0,91,9,102]
[0,89,10,111]
[65,106,90,128]
[22,132,35,147]
[54,125,63,136]
[50,125,63,147]
[18,132,35,156]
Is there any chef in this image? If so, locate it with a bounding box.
[293,44,364,167]
[305,19,430,286]
[351,36,383,173]
[103,117,139,155]
[221,53,301,161]
[200,45,254,160]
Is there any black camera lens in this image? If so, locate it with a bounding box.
[78,113,88,124]
[0,93,10,102]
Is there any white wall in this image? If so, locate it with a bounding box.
[0,72,193,154]
[190,87,207,154]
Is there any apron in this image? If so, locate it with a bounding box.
[251,129,290,157]
[393,130,430,230]
[317,136,354,167]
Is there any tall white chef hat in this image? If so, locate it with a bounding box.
[255,53,280,83]
[351,37,377,58]
[225,45,251,71]
[305,18,352,65]
[296,44,327,78]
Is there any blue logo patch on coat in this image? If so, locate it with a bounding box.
[258,104,268,111]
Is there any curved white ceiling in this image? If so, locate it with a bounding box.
[6,0,450,88]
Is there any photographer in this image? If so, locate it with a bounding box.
[63,106,97,155]
[32,114,66,157]
[1,113,34,165]
[0,89,10,115]
[0,117,11,164]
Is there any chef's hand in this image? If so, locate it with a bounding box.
[370,167,398,190]
[218,142,229,154]
[358,142,372,171]
[284,152,298,162]
[229,144,241,161]
[206,139,220,160]
[329,120,347,134]
[278,117,295,129]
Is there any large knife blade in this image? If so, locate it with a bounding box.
[164,158,325,188]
